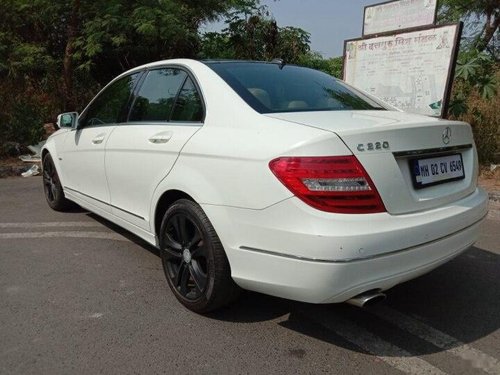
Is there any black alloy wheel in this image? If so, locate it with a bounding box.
[42,153,73,211]
[159,199,239,313]
[164,213,208,299]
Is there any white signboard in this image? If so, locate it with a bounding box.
[344,24,460,117]
[363,0,437,36]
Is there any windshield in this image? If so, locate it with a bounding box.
[206,62,386,113]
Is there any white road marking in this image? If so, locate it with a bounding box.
[0,222,102,228]
[305,310,447,375]
[371,305,500,375]
[0,231,129,242]
[5,286,23,294]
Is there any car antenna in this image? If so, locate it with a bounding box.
[271,58,286,70]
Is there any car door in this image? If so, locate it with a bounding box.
[105,67,204,229]
[61,72,141,213]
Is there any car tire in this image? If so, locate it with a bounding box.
[42,153,74,211]
[159,199,240,313]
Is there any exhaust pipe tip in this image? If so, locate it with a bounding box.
[346,290,386,308]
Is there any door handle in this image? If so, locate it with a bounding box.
[92,134,106,144]
[148,132,173,144]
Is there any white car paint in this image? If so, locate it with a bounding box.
[105,124,201,230]
[42,59,488,304]
[61,125,115,213]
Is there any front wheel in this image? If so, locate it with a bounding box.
[159,199,239,313]
[42,153,74,211]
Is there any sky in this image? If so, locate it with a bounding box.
[201,0,379,58]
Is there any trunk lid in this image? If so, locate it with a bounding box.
[266,110,478,214]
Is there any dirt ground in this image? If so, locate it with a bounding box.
[0,157,40,177]
[479,166,500,192]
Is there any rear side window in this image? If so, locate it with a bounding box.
[129,68,187,122]
[171,77,203,122]
[80,73,140,127]
[206,62,385,113]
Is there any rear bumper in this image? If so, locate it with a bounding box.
[202,187,488,303]
[229,218,482,303]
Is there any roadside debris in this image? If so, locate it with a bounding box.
[19,155,41,162]
[21,164,40,177]
[19,140,45,163]
[27,141,45,156]
[19,141,45,177]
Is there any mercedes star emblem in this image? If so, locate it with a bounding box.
[442,127,452,145]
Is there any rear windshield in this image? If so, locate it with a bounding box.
[206,62,386,113]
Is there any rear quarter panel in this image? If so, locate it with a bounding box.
[148,61,352,231]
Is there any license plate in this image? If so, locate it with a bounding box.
[410,153,465,189]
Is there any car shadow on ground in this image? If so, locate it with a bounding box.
[208,246,500,358]
[89,211,500,358]
[86,212,160,257]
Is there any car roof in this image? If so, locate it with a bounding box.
[201,59,292,68]
[114,58,293,81]
[201,59,281,64]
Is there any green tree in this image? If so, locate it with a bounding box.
[439,0,498,105]
[439,0,499,162]
[298,52,343,78]
[200,10,310,63]
[0,0,258,151]
[72,0,258,103]
[439,0,499,57]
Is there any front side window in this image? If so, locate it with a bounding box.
[80,73,140,127]
[129,68,187,122]
[206,62,386,113]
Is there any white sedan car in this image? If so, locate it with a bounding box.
[42,59,488,312]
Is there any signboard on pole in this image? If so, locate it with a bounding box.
[363,0,438,36]
[344,23,462,117]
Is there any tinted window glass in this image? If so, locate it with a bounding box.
[171,77,203,122]
[206,62,385,113]
[80,73,140,127]
[129,68,187,122]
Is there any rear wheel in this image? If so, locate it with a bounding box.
[42,153,74,211]
[159,199,239,313]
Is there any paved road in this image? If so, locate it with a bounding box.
[1,177,499,375]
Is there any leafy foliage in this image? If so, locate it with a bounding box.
[453,70,499,162]
[454,52,497,103]
[199,11,343,79]
[0,0,258,152]
[2,0,496,163]
[449,59,499,162]
[200,10,311,63]
[298,52,343,79]
[438,0,499,58]
[439,0,499,162]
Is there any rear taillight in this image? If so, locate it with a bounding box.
[269,156,386,214]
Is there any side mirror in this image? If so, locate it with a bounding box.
[56,112,78,129]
